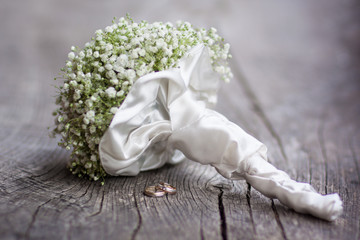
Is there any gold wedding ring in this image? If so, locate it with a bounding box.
[155,182,177,195]
[144,182,177,197]
[144,185,166,197]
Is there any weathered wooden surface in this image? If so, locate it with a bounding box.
[0,0,359,239]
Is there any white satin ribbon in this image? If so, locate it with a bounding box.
[99,44,343,221]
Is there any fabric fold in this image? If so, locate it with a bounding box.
[244,154,343,221]
[99,44,343,221]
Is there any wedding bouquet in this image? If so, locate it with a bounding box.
[52,16,342,221]
[52,16,232,183]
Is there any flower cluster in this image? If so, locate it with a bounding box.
[52,16,232,184]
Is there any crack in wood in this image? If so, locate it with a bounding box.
[24,198,52,238]
[87,189,105,217]
[200,211,205,240]
[349,139,360,183]
[308,148,313,185]
[271,200,288,240]
[131,190,142,240]
[300,146,313,184]
[318,123,329,194]
[230,58,288,163]
[246,183,257,235]
[356,217,360,240]
[78,183,92,199]
[215,186,227,240]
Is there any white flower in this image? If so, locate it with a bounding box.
[69,73,76,79]
[117,90,125,97]
[86,110,95,122]
[109,55,117,63]
[105,63,113,70]
[116,54,128,67]
[105,44,113,51]
[85,100,93,107]
[94,73,101,80]
[105,87,116,98]
[85,162,92,169]
[86,49,93,57]
[207,39,214,45]
[68,52,75,60]
[113,64,124,72]
[138,49,146,57]
[98,66,105,73]
[57,116,64,123]
[119,35,128,41]
[73,90,81,100]
[137,68,147,76]
[77,71,85,78]
[161,57,168,65]
[69,80,77,87]
[89,125,96,134]
[105,26,113,33]
[83,118,90,125]
[110,78,119,85]
[93,51,100,58]
[131,50,139,59]
[106,70,116,79]
[90,155,97,162]
[158,30,165,37]
[110,107,118,114]
[122,81,130,88]
[100,54,108,63]
[149,46,158,53]
[163,48,172,57]
[215,66,226,74]
[90,95,97,102]
[79,51,85,59]
[131,38,140,46]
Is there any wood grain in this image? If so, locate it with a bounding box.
[0,0,359,239]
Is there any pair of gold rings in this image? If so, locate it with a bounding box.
[144,182,176,197]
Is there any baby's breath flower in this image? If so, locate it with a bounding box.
[110,78,119,85]
[52,15,232,183]
[110,107,118,114]
[89,125,96,134]
[90,155,97,162]
[105,87,116,98]
[98,66,105,73]
[117,90,125,97]
[68,52,75,60]
[93,51,100,58]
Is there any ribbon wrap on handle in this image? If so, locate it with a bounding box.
[99,45,343,221]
